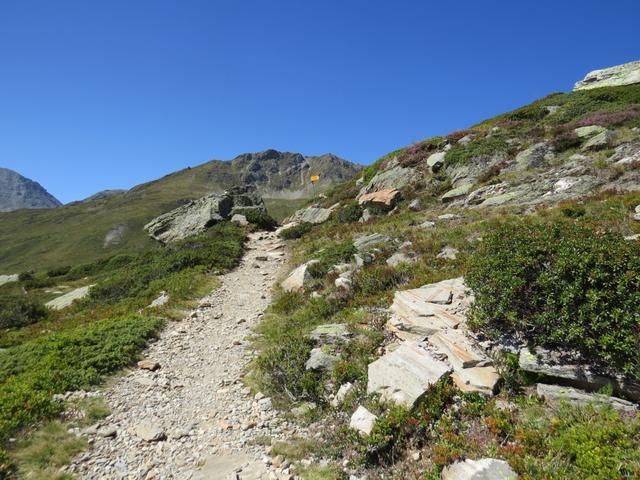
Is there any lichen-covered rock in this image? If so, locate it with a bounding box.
[515,141,554,170]
[359,158,415,195]
[574,60,640,91]
[582,130,615,150]
[144,185,265,243]
[442,458,517,480]
[287,204,337,224]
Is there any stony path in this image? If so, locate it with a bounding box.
[69,231,301,480]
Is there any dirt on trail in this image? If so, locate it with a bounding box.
[68,231,303,480]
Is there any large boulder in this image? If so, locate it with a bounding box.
[574,60,640,91]
[358,188,401,209]
[287,204,338,224]
[359,158,415,195]
[536,384,637,413]
[515,142,554,170]
[367,342,451,407]
[280,260,319,292]
[144,185,265,243]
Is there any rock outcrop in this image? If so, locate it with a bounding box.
[441,458,517,480]
[0,167,61,212]
[574,60,640,91]
[144,185,265,243]
[45,285,94,310]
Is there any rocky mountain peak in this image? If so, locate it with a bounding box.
[0,167,61,212]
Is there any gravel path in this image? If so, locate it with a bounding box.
[69,231,300,480]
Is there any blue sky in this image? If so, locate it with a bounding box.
[1,1,638,203]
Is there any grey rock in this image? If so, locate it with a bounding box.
[574,60,640,91]
[386,252,417,267]
[427,151,447,172]
[281,260,318,292]
[418,220,436,228]
[145,185,265,243]
[519,347,640,401]
[103,224,128,247]
[291,402,317,417]
[359,158,415,195]
[331,382,355,407]
[335,276,353,290]
[359,208,372,222]
[148,291,170,308]
[305,348,338,371]
[310,324,352,343]
[437,246,459,260]
[288,205,335,224]
[45,285,94,311]
[480,191,522,207]
[0,167,61,212]
[134,423,166,442]
[442,458,517,480]
[437,213,462,221]
[515,142,554,170]
[582,130,615,151]
[353,233,390,251]
[574,125,606,138]
[536,384,637,413]
[367,342,451,407]
[97,426,117,438]
[408,199,422,211]
[442,183,473,202]
[349,406,377,435]
[0,274,18,287]
[458,134,475,145]
[231,214,249,226]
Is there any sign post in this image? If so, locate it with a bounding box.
[310,175,319,199]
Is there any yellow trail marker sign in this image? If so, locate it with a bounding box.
[310,175,320,183]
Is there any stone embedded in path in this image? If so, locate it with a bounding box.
[350,406,377,435]
[45,285,94,310]
[441,458,517,480]
[134,423,166,442]
[367,342,451,407]
[137,359,161,371]
[536,383,637,413]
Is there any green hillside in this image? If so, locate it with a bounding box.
[0,151,360,272]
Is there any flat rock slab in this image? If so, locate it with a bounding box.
[388,277,468,340]
[280,260,318,292]
[429,329,488,370]
[0,274,18,287]
[288,206,333,224]
[367,342,451,407]
[452,366,500,395]
[442,458,517,480]
[45,285,94,310]
[134,423,166,442]
[536,383,637,413]
[519,347,640,401]
[358,188,401,208]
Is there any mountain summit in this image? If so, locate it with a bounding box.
[0,168,61,212]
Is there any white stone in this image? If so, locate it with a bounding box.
[280,260,318,292]
[148,291,170,308]
[0,274,18,287]
[442,458,517,480]
[45,285,94,310]
[231,214,249,226]
[574,60,640,91]
[349,406,377,435]
[331,382,355,407]
[367,342,451,407]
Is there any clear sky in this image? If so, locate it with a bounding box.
[1,1,638,203]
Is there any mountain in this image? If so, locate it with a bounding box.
[0,168,62,212]
[0,150,360,272]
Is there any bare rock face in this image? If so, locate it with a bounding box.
[144,185,265,243]
[0,167,61,212]
[574,60,640,91]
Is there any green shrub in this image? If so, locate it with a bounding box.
[278,222,313,240]
[551,132,582,152]
[445,135,509,166]
[334,203,363,224]
[307,243,357,278]
[353,265,409,297]
[0,296,48,330]
[466,221,640,377]
[236,209,278,231]
[46,266,71,278]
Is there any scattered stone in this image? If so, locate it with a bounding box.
[574,125,606,138]
[358,188,401,209]
[441,458,517,480]
[354,233,390,251]
[305,348,339,371]
[280,260,318,292]
[427,151,446,172]
[231,214,249,226]
[442,183,473,202]
[386,252,416,267]
[359,208,373,222]
[291,402,317,417]
[437,213,461,221]
[137,359,160,371]
[458,134,475,145]
[310,324,352,344]
[418,220,436,228]
[134,423,166,442]
[287,206,335,224]
[349,406,377,436]
[359,159,415,195]
[335,276,353,290]
[452,366,500,395]
[536,383,637,413]
[408,199,422,211]
[515,141,554,170]
[97,426,117,438]
[148,291,170,308]
[0,274,18,287]
[331,382,355,407]
[437,246,459,260]
[367,342,451,407]
[257,397,273,412]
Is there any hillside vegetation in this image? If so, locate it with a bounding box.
[251,81,640,479]
[0,222,246,477]
[0,151,359,272]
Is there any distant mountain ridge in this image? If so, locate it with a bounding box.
[0,150,361,271]
[0,168,62,212]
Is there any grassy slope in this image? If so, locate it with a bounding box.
[0,153,360,273]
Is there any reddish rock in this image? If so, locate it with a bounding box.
[358,189,401,208]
